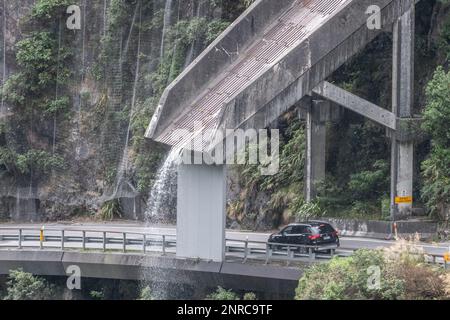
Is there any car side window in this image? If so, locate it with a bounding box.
[288,226,311,234]
[282,226,293,235]
[291,226,304,234]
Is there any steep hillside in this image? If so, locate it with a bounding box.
[0,0,251,221]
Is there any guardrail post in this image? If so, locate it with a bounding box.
[143,234,146,254]
[265,243,271,265]
[18,229,22,249]
[103,232,106,252]
[287,246,292,266]
[82,231,86,250]
[309,247,316,262]
[243,238,249,263]
[61,230,65,250]
[162,235,166,256]
[40,227,44,250]
[123,233,127,253]
[330,248,335,258]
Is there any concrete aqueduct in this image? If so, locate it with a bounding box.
[145,0,420,262]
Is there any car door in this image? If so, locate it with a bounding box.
[283,226,306,245]
[291,226,310,245]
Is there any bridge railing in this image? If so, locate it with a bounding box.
[225,238,345,265]
[0,227,176,255]
[0,227,447,268]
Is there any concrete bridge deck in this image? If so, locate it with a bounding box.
[0,250,302,296]
[146,0,415,150]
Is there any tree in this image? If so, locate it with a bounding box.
[138,286,154,300]
[4,269,55,300]
[206,287,240,300]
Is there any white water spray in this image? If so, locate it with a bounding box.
[145,148,179,222]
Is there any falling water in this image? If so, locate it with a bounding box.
[145,148,179,222]
[1,0,6,115]
[115,1,142,192]
[183,2,200,68]
[103,0,107,37]
[160,0,173,59]
[52,19,62,154]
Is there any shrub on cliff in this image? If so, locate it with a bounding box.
[3,269,55,300]
[296,242,448,300]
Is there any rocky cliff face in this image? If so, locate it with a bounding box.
[0,0,247,222]
[1,0,448,229]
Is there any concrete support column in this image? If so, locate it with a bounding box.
[391,7,415,219]
[305,100,327,202]
[176,163,226,262]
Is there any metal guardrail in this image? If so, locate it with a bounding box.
[0,227,176,255]
[0,227,447,268]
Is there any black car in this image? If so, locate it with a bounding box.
[268,221,339,252]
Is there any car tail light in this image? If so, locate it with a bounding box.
[308,235,320,240]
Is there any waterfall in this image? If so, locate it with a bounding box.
[160,0,173,59]
[145,148,179,222]
[103,0,107,37]
[53,19,62,154]
[115,1,142,193]
[1,0,6,115]
[184,40,195,69]
[81,0,86,80]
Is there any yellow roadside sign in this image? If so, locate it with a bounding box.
[444,253,450,262]
[395,196,413,204]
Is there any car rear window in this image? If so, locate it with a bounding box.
[311,224,335,234]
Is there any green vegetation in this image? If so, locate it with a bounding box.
[89,290,105,300]
[243,292,257,300]
[0,148,64,175]
[206,286,240,300]
[31,0,71,20]
[296,244,450,300]
[206,286,257,300]
[138,286,154,300]
[421,67,450,220]
[0,0,72,183]
[3,269,55,300]
[99,199,123,221]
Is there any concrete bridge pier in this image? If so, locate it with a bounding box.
[176,163,226,262]
[391,7,415,219]
[305,100,327,202]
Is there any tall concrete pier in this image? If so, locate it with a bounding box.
[391,7,415,218]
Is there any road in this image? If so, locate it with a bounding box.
[0,222,449,257]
